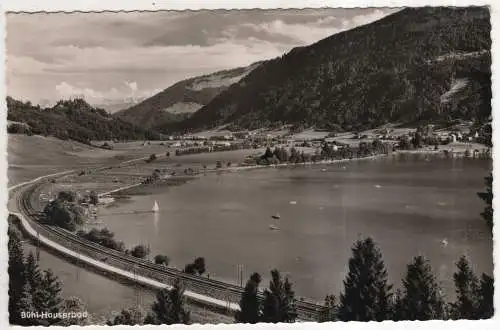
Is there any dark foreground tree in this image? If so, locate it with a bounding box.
[261,269,297,323]
[477,173,493,233]
[449,256,479,319]
[8,223,26,324]
[235,272,262,323]
[8,220,80,326]
[146,280,190,325]
[396,256,444,320]
[107,307,145,325]
[338,237,392,321]
[476,274,494,319]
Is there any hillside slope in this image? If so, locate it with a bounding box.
[114,61,262,129]
[7,97,160,144]
[168,7,490,133]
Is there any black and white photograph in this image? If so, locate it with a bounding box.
[5,3,494,326]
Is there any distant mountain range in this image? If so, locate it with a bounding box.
[95,98,148,114]
[7,97,159,144]
[114,61,262,129]
[163,6,491,133]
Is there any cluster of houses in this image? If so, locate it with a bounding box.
[136,122,488,155]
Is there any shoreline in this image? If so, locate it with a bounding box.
[98,152,392,199]
[97,147,491,199]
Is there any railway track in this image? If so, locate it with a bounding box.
[15,179,327,321]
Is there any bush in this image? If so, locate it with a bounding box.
[131,244,150,259]
[77,228,125,252]
[154,254,170,266]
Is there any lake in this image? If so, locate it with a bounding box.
[93,153,493,303]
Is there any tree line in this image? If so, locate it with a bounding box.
[234,238,493,323]
[254,141,390,166]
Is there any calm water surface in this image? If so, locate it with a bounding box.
[94,154,493,303]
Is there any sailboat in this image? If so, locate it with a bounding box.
[152,200,160,212]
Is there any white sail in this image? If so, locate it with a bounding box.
[152,200,160,212]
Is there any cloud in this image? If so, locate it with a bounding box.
[125,81,138,92]
[6,8,398,106]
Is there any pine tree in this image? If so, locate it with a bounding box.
[477,173,493,233]
[19,281,37,326]
[150,280,190,325]
[449,256,479,319]
[40,269,63,315]
[397,256,445,320]
[58,297,90,326]
[476,273,493,319]
[107,306,145,325]
[235,272,262,323]
[23,253,64,325]
[8,223,26,325]
[338,237,393,321]
[261,269,297,323]
[24,252,42,303]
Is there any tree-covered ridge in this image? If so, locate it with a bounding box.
[7,97,160,144]
[169,6,491,133]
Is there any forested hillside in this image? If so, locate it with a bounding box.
[7,97,160,144]
[167,7,490,133]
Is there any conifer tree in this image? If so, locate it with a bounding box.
[476,273,494,319]
[8,223,26,324]
[449,256,479,319]
[338,237,392,321]
[40,269,64,315]
[149,280,190,325]
[397,256,445,320]
[18,281,36,325]
[24,252,42,290]
[477,173,493,232]
[261,269,297,323]
[235,272,262,323]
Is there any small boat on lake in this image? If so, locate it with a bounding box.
[271,213,281,219]
[441,238,448,248]
[269,224,280,230]
[152,200,160,212]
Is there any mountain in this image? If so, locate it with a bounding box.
[114,61,262,129]
[167,7,491,133]
[7,97,160,144]
[95,97,148,114]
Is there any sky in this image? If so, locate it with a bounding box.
[6,8,398,109]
